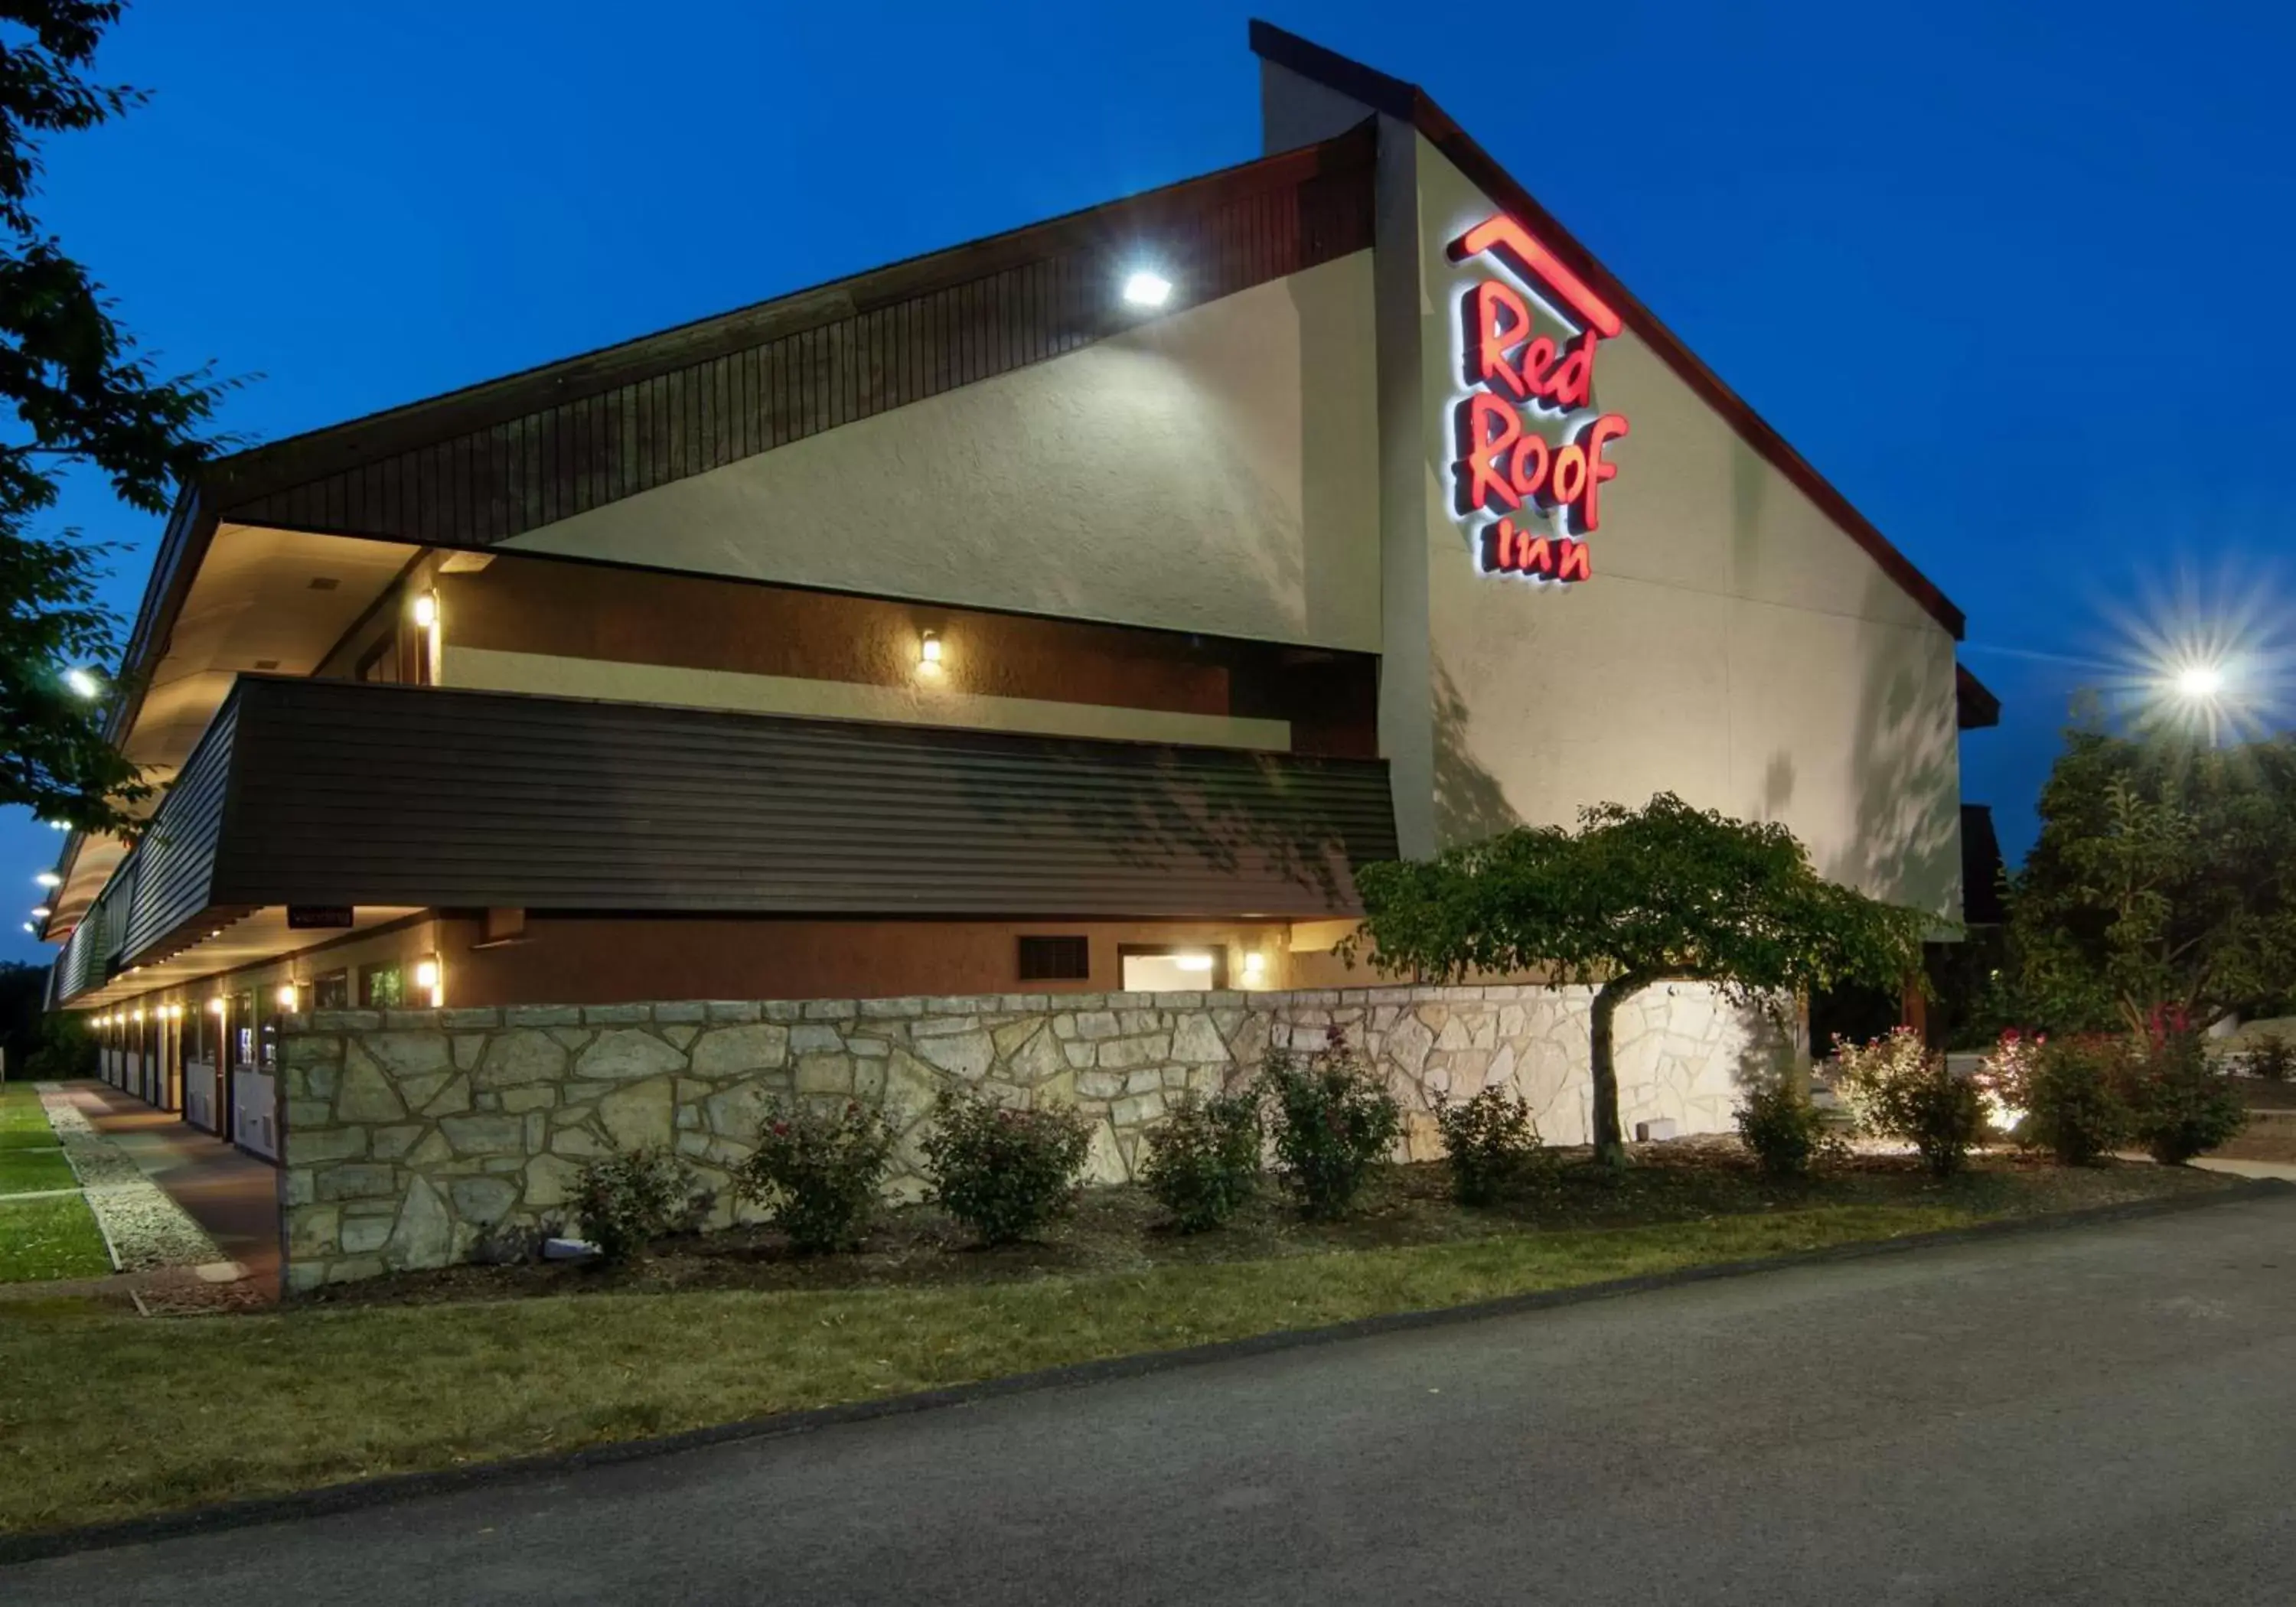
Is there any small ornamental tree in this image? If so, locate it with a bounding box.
[1348,794,1931,1167]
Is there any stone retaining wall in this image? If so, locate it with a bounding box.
[277,983,1776,1292]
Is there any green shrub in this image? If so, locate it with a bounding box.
[1257,1027,1401,1218]
[921,1090,1092,1245]
[1733,1077,1836,1179]
[1432,1086,1546,1204]
[1832,1028,1984,1178]
[2243,1031,2294,1084]
[2017,1036,2131,1165]
[571,1145,706,1263]
[2125,1028,2247,1165]
[1140,1088,1262,1232]
[734,1099,894,1253]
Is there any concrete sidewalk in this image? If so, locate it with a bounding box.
[49,1081,280,1302]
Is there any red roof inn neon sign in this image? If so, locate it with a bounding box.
[1449,215,1630,583]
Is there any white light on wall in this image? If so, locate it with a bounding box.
[34,871,60,888]
[1241,951,1267,983]
[131,1008,144,1023]
[208,997,227,1016]
[414,957,443,1007]
[1172,952,1215,973]
[63,667,102,699]
[276,984,298,1011]
[412,592,439,629]
[918,630,943,669]
[1122,270,1172,308]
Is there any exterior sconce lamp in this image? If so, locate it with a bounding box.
[276,984,299,1012]
[1122,269,1172,308]
[208,998,227,1016]
[414,957,443,1008]
[1241,950,1267,984]
[131,1007,145,1023]
[918,631,943,670]
[412,590,442,686]
[411,592,439,629]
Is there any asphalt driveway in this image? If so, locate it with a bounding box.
[10,1192,2294,1605]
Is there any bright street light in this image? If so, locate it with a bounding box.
[2175,663,2225,699]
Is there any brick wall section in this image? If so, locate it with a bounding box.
[276,984,1773,1292]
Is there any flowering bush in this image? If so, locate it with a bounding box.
[570,1145,707,1263]
[2014,1035,2131,1166]
[1971,1028,2040,1135]
[1831,1028,1984,1178]
[1432,1086,1547,1204]
[734,1099,895,1253]
[1140,1088,1262,1232]
[921,1090,1092,1245]
[1733,1076,1839,1179]
[1257,1027,1401,1218]
[2124,1017,2247,1165]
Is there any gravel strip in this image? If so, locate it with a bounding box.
[34,1085,223,1273]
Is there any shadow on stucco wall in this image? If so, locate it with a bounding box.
[1430,660,1523,846]
[1824,572,1965,921]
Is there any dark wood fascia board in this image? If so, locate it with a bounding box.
[201,122,1378,513]
[1248,20,1967,642]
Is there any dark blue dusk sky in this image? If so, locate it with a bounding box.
[7,0,2293,964]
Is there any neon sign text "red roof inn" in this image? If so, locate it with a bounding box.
[1449,215,1630,582]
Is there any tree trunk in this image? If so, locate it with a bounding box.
[1588,976,1644,1167]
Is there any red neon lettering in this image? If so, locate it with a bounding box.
[1554,537,1591,582]
[1456,393,1521,514]
[1479,520,1590,584]
[1548,442,1588,511]
[1449,215,1624,339]
[1466,281,1531,398]
[1508,433,1551,501]
[1577,413,1629,532]
[1546,329,1596,409]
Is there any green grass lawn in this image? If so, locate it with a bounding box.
[0,1194,111,1288]
[0,1195,2094,1537]
[0,1083,57,1152]
[0,1147,76,1196]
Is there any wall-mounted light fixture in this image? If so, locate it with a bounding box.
[208,997,227,1016]
[131,1007,145,1023]
[1241,950,1267,984]
[1122,269,1173,308]
[276,984,299,1012]
[918,630,943,670]
[412,590,442,686]
[414,956,443,1008]
[411,592,439,629]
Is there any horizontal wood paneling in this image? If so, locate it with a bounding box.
[218,125,1376,553]
[210,677,1395,919]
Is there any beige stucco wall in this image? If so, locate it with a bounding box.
[1396,135,1963,918]
[501,255,1384,653]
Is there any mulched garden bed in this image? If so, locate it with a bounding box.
[302,1139,2240,1309]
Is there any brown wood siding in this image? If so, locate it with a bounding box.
[119,698,239,958]
[206,676,1393,918]
[216,126,1376,553]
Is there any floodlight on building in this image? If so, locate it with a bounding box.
[1122,270,1172,308]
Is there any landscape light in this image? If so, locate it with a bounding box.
[1122,270,1172,308]
[63,667,102,699]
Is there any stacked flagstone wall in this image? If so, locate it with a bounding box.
[276,983,1777,1292]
